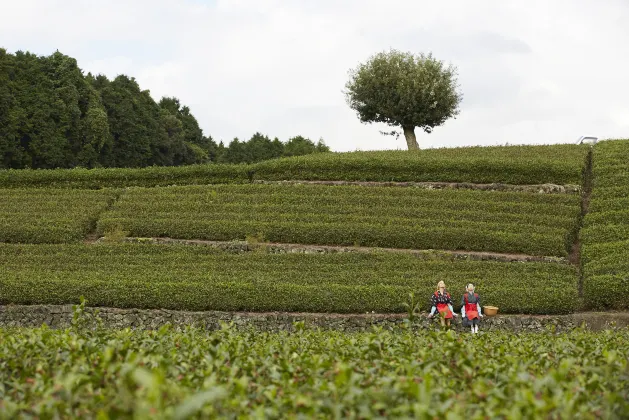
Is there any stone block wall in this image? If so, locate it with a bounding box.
[1,305,629,332]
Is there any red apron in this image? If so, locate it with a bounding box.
[435,292,453,319]
[464,293,479,320]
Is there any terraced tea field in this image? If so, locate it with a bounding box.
[582,139,629,309]
[0,243,578,313]
[0,189,116,243]
[2,140,629,417]
[97,184,581,257]
[0,143,588,188]
[0,141,621,316]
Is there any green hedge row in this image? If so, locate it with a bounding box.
[0,144,589,189]
[581,139,629,309]
[252,145,588,185]
[3,328,628,418]
[97,185,581,257]
[0,164,248,189]
[0,243,580,314]
[121,183,582,205]
[99,219,571,257]
[0,189,117,243]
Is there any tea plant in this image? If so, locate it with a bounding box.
[0,188,116,243]
[0,143,588,189]
[0,243,579,313]
[97,184,581,257]
[581,139,629,309]
[0,323,627,418]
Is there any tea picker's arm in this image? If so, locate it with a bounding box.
[428,293,437,317]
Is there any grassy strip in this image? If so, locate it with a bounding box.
[0,243,580,314]
[97,184,580,257]
[0,144,589,188]
[0,189,117,243]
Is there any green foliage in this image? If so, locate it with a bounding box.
[0,243,579,314]
[401,292,422,322]
[0,143,589,188]
[283,135,330,157]
[581,139,629,309]
[345,49,462,149]
[217,133,329,164]
[97,184,581,257]
[1,326,627,418]
[0,49,112,169]
[0,49,226,169]
[0,188,116,243]
[158,96,216,163]
[0,164,249,189]
[254,144,589,184]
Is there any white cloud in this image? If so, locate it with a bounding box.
[1,0,628,151]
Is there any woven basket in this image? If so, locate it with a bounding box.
[483,306,499,317]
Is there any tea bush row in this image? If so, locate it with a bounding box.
[0,189,117,243]
[581,139,629,309]
[97,184,581,257]
[0,144,589,189]
[0,243,580,314]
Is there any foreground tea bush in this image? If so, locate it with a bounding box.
[0,243,579,313]
[0,188,117,243]
[0,144,588,189]
[581,139,629,309]
[1,323,628,418]
[98,184,581,257]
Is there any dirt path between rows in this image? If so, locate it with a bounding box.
[103,236,569,264]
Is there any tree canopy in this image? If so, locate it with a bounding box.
[0,48,329,169]
[344,49,463,150]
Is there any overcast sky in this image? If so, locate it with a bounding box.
[2,0,629,151]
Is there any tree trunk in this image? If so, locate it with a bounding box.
[403,126,419,150]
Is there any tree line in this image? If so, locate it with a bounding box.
[0,49,329,170]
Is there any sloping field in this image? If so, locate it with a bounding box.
[0,243,579,313]
[581,139,629,309]
[0,143,588,189]
[97,184,581,257]
[0,189,116,243]
[1,141,619,316]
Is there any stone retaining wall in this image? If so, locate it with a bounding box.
[2,305,629,332]
[253,180,582,194]
[117,238,568,264]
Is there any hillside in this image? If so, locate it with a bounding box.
[0,143,587,188]
[1,140,627,314]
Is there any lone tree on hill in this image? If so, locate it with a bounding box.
[344,49,462,150]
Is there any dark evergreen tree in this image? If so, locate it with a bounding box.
[0,49,330,169]
[244,132,283,163]
[283,135,330,157]
[218,138,247,164]
[158,96,218,163]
